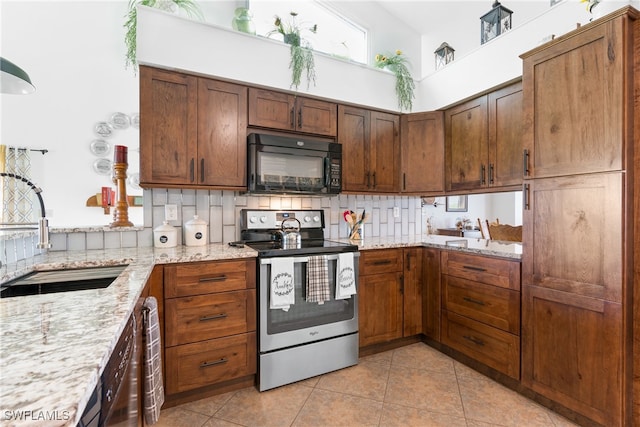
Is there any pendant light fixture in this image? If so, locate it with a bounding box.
[0,57,35,94]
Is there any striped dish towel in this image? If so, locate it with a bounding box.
[306,255,330,304]
[143,296,164,425]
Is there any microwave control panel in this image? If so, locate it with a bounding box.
[329,158,341,191]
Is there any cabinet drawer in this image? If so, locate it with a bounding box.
[165,259,255,298]
[441,310,520,380]
[360,249,402,276]
[165,332,257,394]
[441,251,520,291]
[443,275,520,334]
[165,290,256,347]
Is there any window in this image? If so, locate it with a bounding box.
[249,0,368,64]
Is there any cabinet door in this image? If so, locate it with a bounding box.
[295,97,337,136]
[488,83,523,188]
[339,105,370,192]
[445,96,488,191]
[522,173,623,302]
[400,111,445,194]
[248,88,295,131]
[403,248,422,337]
[359,272,403,347]
[522,19,626,178]
[140,66,197,186]
[522,285,622,426]
[197,79,247,188]
[370,111,400,193]
[422,248,441,341]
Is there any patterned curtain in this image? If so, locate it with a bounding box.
[0,145,35,224]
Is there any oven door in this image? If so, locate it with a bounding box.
[258,252,359,353]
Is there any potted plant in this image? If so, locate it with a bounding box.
[124,0,203,73]
[268,12,318,90]
[375,50,416,112]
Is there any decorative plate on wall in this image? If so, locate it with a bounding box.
[94,122,114,138]
[109,112,130,129]
[90,139,111,157]
[93,158,112,175]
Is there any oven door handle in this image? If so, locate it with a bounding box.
[259,252,360,265]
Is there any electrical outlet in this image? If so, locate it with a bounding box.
[164,204,178,221]
[393,206,400,218]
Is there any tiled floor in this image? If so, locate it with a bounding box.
[154,343,579,427]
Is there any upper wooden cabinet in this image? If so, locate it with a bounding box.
[339,105,400,193]
[445,81,523,192]
[140,66,247,189]
[400,111,445,194]
[248,88,337,137]
[521,17,628,179]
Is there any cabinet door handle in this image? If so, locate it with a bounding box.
[463,265,487,272]
[403,173,406,191]
[524,183,530,210]
[298,108,303,128]
[481,164,486,186]
[200,358,228,368]
[199,275,227,282]
[523,149,530,177]
[489,163,494,185]
[190,158,195,183]
[199,313,228,322]
[372,172,376,188]
[463,296,486,306]
[200,158,205,183]
[372,260,392,265]
[400,275,404,294]
[463,335,485,346]
[366,172,371,188]
[406,252,411,270]
[290,108,295,127]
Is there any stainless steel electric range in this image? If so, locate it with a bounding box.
[240,209,360,391]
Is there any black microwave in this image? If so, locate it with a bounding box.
[247,133,342,195]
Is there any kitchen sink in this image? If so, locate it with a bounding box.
[0,265,127,298]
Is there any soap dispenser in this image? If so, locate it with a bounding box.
[184,215,208,247]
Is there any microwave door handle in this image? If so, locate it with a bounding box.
[324,157,331,187]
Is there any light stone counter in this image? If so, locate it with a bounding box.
[335,234,522,260]
[0,244,257,427]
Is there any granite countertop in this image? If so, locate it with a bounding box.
[0,244,257,427]
[0,234,520,426]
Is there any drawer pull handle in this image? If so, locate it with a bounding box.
[463,335,485,346]
[200,358,228,368]
[372,260,392,266]
[200,313,228,322]
[462,265,487,272]
[199,275,227,283]
[463,297,486,306]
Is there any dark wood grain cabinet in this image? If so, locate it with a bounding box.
[339,105,400,193]
[248,88,337,136]
[445,81,522,192]
[140,66,247,189]
[400,111,445,194]
[520,9,639,426]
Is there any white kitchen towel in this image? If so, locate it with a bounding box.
[336,252,357,299]
[306,255,330,304]
[143,296,164,425]
[270,257,295,311]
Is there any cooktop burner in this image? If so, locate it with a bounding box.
[245,238,358,257]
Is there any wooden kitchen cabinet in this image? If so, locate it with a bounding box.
[440,251,521,380]
[422,248,441,341]
[248,88,337,137]
[339,105,400,193]
[139,66,247,189]
[163,258,256,398]
[445,81,522,192]
[400,111,445,194]
[403,247,423,336]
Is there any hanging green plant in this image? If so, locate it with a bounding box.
[374,50,416,112]
[268,12,318,90]
[124,0,203,73]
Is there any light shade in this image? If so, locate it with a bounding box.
[1,57,35,94]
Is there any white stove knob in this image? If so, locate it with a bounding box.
[249,216,257,224]
[313,215,320,223]
[259,216,267,223]
[304,216,311,223]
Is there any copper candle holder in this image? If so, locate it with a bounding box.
[110,145,133,228]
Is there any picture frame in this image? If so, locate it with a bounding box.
[446,195,468,212]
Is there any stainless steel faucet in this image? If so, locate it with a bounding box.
[0,172,51,249]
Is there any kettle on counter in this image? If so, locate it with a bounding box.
[276,218,301,249]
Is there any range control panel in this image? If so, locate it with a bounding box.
[241,210,325,230]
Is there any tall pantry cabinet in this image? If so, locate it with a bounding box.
[520,8,638,426]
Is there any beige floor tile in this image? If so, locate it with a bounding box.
[180,390,238,416]
[545,410,581,427]
[213,383,313,427]
[155,406,211,427]
[457,373,555,426]
[379,402,468,427]
[384,365,465,418]
[201,418,244,427]
[292,388,383,426]
[391,342,456,375]
[315,359,390,401]
[359,349,393,366]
